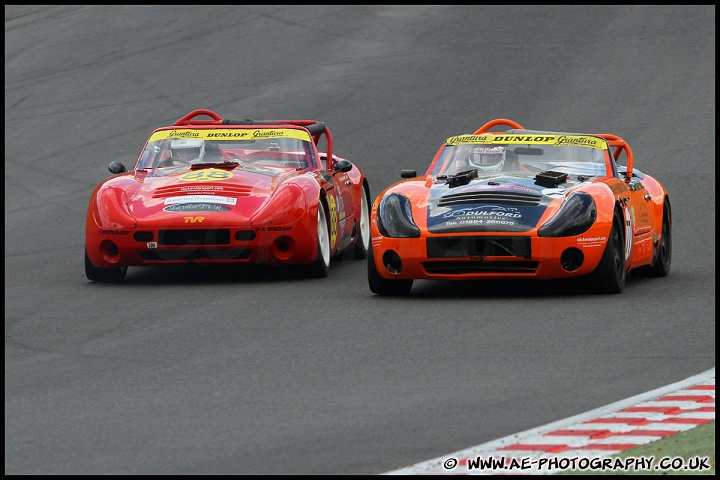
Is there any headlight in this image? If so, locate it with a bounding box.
[377,193,420,238]
[537,192,596,237]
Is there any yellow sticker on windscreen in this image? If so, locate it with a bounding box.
[446,134,607,149]
[149,128,313,143]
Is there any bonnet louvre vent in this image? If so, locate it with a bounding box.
[438,190,542,207]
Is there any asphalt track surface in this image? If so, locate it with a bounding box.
[4,5,715,475]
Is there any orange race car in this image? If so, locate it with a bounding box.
[368,119,671,295]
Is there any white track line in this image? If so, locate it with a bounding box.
[383,368,715,475]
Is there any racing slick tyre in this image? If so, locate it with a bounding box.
[583,212,626,294]
[632,200,672,278]
[367,247,413,296]
[307,201,331,278]
[85,247,127,283]
[353,183,371,260]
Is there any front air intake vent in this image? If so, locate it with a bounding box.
[158,229,231,245]
[426,236,531,258]
[423,261,538,274]
[438,190,542,207]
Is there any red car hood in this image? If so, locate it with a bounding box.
[126,165,298,227]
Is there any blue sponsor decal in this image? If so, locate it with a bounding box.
[163,203,231,212]
[428,204,546,233]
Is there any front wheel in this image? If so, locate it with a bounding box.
[85,247,127,283]
[583,213,626,294]
[353,184,371,260]
[367,247,413,296]
[307,203,331,278]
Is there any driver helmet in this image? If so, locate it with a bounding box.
[170,139,205,162]
[468,146,506,172]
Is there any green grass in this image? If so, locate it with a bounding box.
[556,421,715,475]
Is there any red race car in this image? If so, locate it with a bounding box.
[85,109,371,282]
[368,118,671,295]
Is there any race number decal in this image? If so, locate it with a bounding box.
[179,170,234,182]
[327,194,338,249]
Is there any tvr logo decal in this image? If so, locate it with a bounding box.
[184,216,205,224]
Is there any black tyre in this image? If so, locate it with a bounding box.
[367,246,413,296]
[583,213,626,294]
[307,202,331,278]
[85,247,127,283]
[353,184,371,260]
[633,200,671,278]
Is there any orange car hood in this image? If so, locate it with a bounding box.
[425,175,576,233]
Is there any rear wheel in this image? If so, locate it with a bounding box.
[353,184,371,260]
[367,246,413,296]
[307,202,331,278]
[85,247,127,283]
[583,213,626,294]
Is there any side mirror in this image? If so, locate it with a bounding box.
[333,159,353,173]
[401,170,417,178]
[108,161,127,174]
